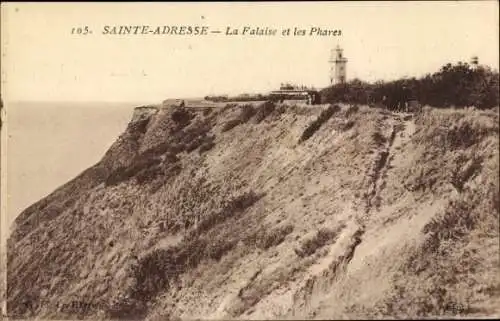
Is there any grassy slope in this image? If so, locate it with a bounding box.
[6,103,499,320]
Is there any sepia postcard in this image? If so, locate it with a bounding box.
[1,2,499,320]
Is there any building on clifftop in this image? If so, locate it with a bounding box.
[329,45,348,85]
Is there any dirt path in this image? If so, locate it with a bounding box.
[370,113,416,211]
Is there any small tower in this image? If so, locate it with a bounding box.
[470,56,479,69]
[329,45,348,85]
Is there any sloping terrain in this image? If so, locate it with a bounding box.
[6,102,500,320]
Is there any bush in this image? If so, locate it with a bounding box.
[171,108,193,126]
[445,122,488,150]
[128,248,179,304]
[185,133,216,154]
[299,104,341,143]
[196,191,262,235]
[340,120,355,131]
[221,105,256,132]
[199,139,216,154]
[295,227,339,258]
[129,118,150,135]
[372,131,387,146]
[222,119,243,132]
[135,161,163,184]
[222,103,238,112]
[105,157,162,187]
[257,224,294,250]
[254,101,276,123]
[204,238,238,261]
[240,104,256,122]
[450,155,483,192]
[422,196,479,247]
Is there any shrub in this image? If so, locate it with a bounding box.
[257,224,294,250]
[273,104,288,116]
[105,157,162,187]
[254,101,276,123]
[341,120,355,131]
[445,122,488,150]
[422,196,479,246]
[295,227,339,258]
[221,105,256,132]
[240,104,256,122]
[299,104,341,143]
[372,131,387,146]
[185,133,215,154]
[185,136,207,153]
[222,119,243,132]
[450,155,483,192]
[171,108,193,126]
[196,191,262,235]
[128,248,177,302]
[223,103,238,111]
[204,238,238,261]
[199,138,216,154]
[135,165,162,185]
[129,118,150,135]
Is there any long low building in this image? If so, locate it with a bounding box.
[269,88,321,105]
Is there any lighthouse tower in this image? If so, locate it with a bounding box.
[329,45,348,85]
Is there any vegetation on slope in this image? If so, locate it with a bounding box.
[299,104,341,143]
[6,100,499,320]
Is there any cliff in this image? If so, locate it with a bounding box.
[6,102,500,320]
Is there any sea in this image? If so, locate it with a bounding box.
[2,101,142,242]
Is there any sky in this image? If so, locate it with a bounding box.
[1,1,499,104]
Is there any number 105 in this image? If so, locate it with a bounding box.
[71,26,90,35]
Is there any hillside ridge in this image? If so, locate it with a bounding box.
[6,102,500,320]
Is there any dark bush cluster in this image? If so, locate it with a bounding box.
[299,104,341,143]
[372,131,387,146]
[105,157,162,187]
[222,119,243,132]
[196,191,262,235]
[321,62,499,110]
[240,104,257,122]
[295,227,340,258]
[254,101,276,123]
[450,155,483,192]
[244,224,294,250]
[204,237,238,261]
[118,239,209,316]
[445,122,490,150]
[171,108,194,128]
[185,134,216,153]
[222,104,256,132]
[421,195,480,255]
[198,137,216,154]
[130,118,150,135]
